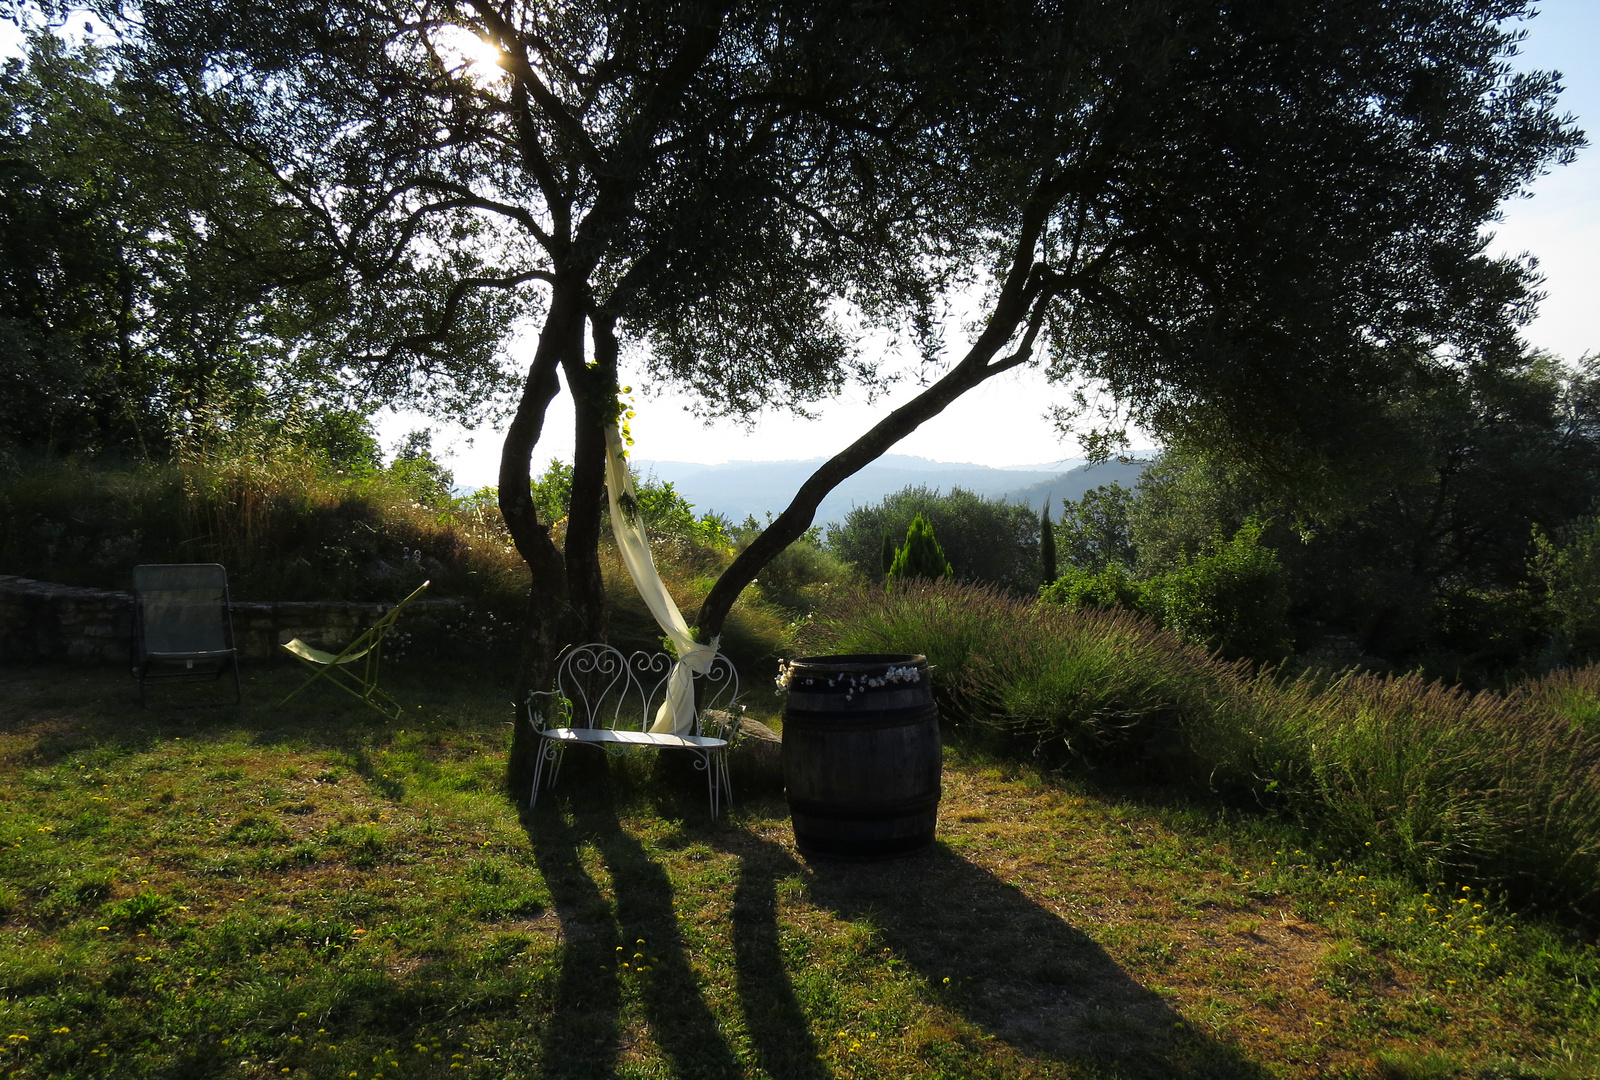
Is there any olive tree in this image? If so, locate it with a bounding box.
[693,0,1584,642]
[60,0,1581,789]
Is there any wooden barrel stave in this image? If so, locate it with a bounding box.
[782,653,941,859]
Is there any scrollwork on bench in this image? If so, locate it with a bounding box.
[525,643,741,818]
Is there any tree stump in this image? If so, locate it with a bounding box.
[719,713,783,793]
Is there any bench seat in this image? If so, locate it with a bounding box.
[526,643,740,818]
[540,727,729,751]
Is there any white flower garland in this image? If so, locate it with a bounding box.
[775,660,921,700]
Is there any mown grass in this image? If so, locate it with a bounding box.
[803,581,1600,927]
[2,663,1598,1079]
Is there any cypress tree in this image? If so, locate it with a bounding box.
[1041,501,1057,586]
[880,529,897,581]
[887,513,953,585]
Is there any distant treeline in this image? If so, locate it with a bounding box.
[831,354,1600,683]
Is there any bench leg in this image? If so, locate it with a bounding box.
[697,747,731,820]
[528,738,562,809]
[548,742,568,792]
[528,739,545,808]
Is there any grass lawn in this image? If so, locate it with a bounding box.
[0,663,1596,1079]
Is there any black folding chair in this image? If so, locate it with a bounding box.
[131,563,241,707]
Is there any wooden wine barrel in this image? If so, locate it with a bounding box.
[781,653,941,859]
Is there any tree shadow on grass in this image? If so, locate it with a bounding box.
[723,841,836,1079]
[716,828,1275,1080]
[520,760,745,1080]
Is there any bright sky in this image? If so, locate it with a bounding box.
[3,7,1593,483]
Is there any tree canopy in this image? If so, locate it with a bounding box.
[1038,348,1600,675]
[694,0,1584,640]
[9,0,1584,782]
[0,31,519,461]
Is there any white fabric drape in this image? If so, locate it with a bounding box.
[603,425,720,735]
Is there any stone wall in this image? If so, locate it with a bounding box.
[0,575,463,665]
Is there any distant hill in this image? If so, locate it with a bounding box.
[1000,459,1148,513]
[634,453,1150,528]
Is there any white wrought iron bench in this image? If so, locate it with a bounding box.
[525,643,741,818]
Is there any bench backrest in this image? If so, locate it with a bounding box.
[540,643,738,734]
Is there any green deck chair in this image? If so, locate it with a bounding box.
[278,580,430,720]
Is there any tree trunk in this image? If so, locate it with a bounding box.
[695,245,1057,642]
[559,309,619,646]
[500,276,586,794]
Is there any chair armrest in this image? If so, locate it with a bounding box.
[283,638,370,666]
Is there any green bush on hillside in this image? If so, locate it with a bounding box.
[1041,519,1293,665]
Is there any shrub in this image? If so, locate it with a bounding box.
[886,514,952,585]
[1149,519,1293,664]
[1040,520,1294,666]
[1040,562,1148,614]
[748,532,854,617]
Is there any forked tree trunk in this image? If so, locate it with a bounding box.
[560,313,622,645]
[500,277,587,794]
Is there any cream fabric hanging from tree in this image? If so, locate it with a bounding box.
[603,424,721,735]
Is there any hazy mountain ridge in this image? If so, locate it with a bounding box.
[634,454,1149,527]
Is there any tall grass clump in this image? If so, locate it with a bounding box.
[1212,670,1600,920]
[2,444,811,675]
[0,441,526,607]
[800,579,1239,753]
[804,579,1600,921]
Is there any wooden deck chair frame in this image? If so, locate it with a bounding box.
[131,563,241,708]
[278,580,430,720]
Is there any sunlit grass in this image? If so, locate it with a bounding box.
[0,665,1596,1079]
